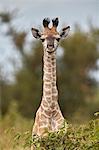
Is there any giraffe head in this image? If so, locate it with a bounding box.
[31,18,70,53]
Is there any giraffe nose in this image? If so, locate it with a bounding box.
[47,44,54,49]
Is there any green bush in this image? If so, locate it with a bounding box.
[0,103,99,149]
[31,119,99,150]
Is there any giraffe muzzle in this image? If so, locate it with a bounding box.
[47,44,54,50]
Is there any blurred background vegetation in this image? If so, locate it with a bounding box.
[0,11,99,125]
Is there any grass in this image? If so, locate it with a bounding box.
[0,103,99,150]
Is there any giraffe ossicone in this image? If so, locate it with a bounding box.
[31,18,70,137]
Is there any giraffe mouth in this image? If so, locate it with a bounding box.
[47,50,56,54]
[47,45,56,53]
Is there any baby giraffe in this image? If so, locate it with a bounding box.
[31,18,70,139]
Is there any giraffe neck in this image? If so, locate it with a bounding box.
[41,50,58,109]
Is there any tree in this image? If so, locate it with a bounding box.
[0,66,13,116]
[59,26,99,119]
[13,42,43,117]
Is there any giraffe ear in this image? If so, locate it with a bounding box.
[31,28,41,39]
[60,26,70,39]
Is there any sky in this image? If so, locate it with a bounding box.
[0,0,99,81]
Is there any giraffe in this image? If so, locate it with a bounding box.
[31,18,70,138]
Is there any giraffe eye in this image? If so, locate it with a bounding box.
[41,38,45,42]
[56,38,60,42]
